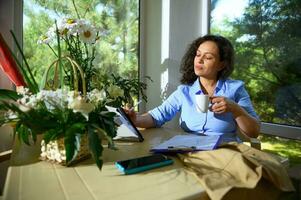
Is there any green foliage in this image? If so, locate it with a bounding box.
[260,135,301,166]
[23,10,55,83]
[211,0,301,126]
[0,89,21,101]
[93,73,152,107]
[88,125,104,169]
[24,0,139,83]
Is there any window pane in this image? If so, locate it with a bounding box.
[210,0,301,127]
[23,0,139,89]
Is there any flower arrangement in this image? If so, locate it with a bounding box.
[0,16,149,169]
[1,86,116,168]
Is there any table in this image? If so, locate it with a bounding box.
[2,127,206,200]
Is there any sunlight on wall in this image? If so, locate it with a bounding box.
[161,0,170,64]
[160,68,169,101]
[160,0,170,101]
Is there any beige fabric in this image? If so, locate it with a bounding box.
[178,143,295,200]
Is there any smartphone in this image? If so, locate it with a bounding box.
[115,154,173,175]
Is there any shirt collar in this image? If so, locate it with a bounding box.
[192,79,201,94]
[193,78,225,95]
[215,79,224,94]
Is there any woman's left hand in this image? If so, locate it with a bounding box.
[210,96,260,137]
[210,96,237,114]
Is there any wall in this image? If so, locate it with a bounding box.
[0,0,22,194]
[140,0,206,128]
[0,0,23,148]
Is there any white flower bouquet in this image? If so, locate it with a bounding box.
[1,84,117,169]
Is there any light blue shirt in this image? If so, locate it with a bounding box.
[149,79,259,142]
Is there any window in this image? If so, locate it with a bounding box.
[210,0,301,133]
[23,0,139,85]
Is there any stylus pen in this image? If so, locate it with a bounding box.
[130,100,142,111]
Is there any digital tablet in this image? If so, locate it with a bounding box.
[116,107,144,142]
[115,154,173,175]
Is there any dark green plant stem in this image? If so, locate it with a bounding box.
[55,21,64,88]
[10,30,39,93]
[47,44,58,57]
[72,0,81,19]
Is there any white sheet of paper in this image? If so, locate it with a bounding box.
[151,134,220,152]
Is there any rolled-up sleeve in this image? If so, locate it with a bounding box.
[148,87,183,127]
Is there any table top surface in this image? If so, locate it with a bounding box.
[2,127,205,200]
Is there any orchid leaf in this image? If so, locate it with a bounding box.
[0,89,21,101]
[88,126,103,170]
[64,132,77,165]
[18,124,31,145]
[43,129,63,144]
[64,123,86,165]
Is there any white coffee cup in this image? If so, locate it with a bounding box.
[195,94,210,113]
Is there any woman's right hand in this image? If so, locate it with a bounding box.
[123,105,155,129]
[124,107,138,125]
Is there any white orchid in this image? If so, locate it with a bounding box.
[13,88,105,120]
[68,96,94,120]
[107,85,124,99]
[87,89,106,103]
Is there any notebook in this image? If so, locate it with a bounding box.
[150,134,221,153]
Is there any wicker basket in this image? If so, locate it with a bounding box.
[39,57,90,166]
[40,135,91,165]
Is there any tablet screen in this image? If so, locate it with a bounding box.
[116,107,144,142]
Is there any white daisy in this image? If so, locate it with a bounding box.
[37,35,53,44]
[61,18,79,35]
[79,24,97,44]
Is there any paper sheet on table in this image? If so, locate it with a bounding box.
[151,134,221,153]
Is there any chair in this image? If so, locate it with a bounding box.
[236,130,261,150]
[0,149,12,197]
[0,150,12,163]
[0,122,13,163]
[237,131,301,197]
[237,130,290,168]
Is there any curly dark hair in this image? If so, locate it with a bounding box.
[180,34,234,84]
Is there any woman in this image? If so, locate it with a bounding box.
[127,35,260,142]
